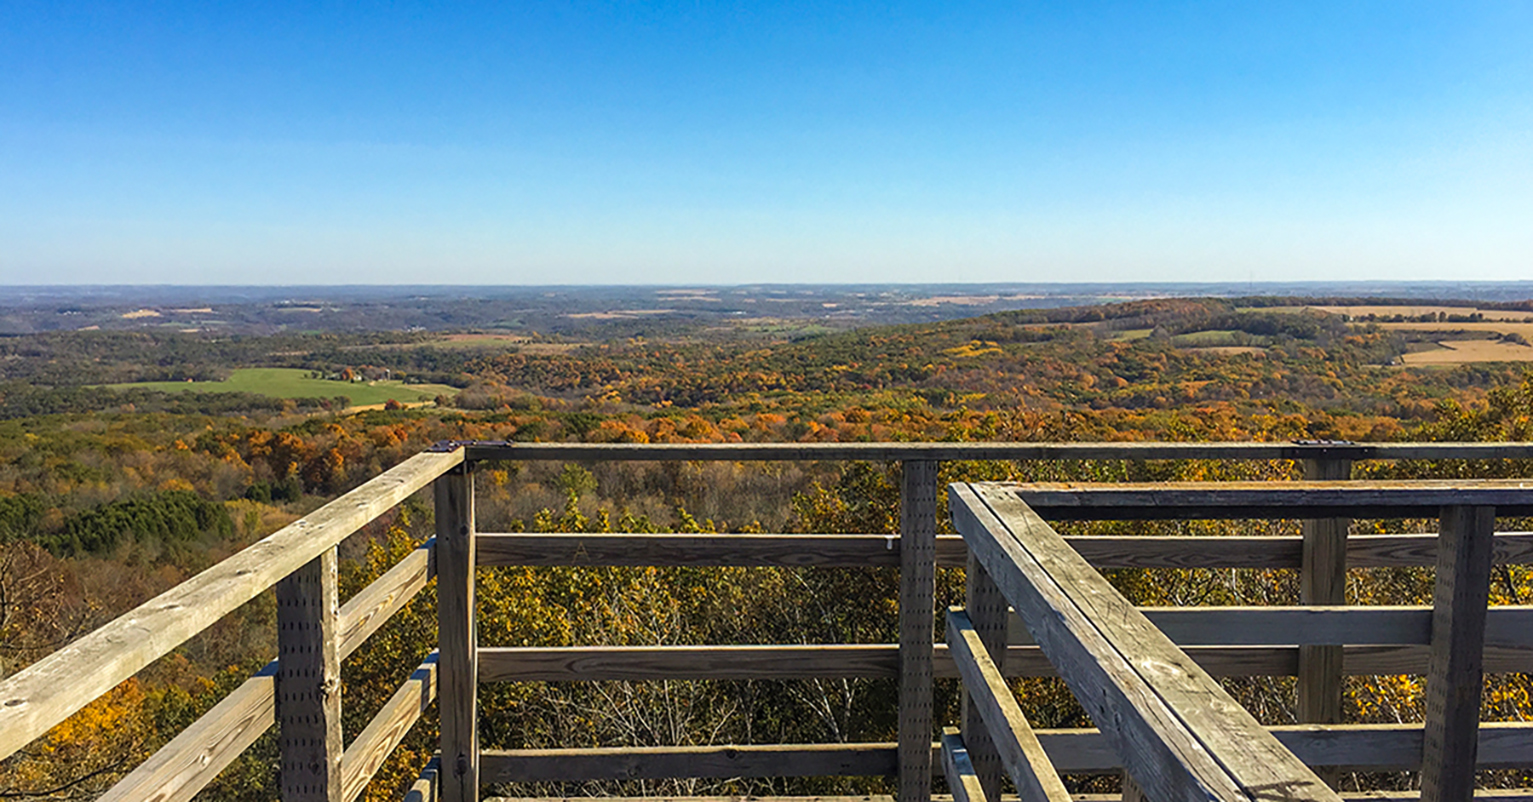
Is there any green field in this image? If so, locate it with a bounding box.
[105,368,459,407]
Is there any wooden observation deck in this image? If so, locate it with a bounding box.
[3,441,1533,802]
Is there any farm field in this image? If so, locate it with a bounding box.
[1376,320,1533,339]
[1258,304,1533,321]
[1400,339,1533,365]
[104,367,459,406]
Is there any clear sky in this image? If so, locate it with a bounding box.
[2,2,1530,285]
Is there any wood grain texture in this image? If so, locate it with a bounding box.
[940,729,987,802]
[1030,721,1533,774]
[1004,604,1533,648]
[341,653,439,802]
[476,531,1533,571]
[1299,459,1351,737]
[480,744,902,783]
[963,554,1008,802]
[474,642,1533,682]
[956,482,1340,802]
[277,547,343,802]
[1005,480,1533,520]
[1422,505,1497,802]
[0,448,461,762]
[946,609,1070,802]
[436,468,478,802]
[464,440,1533,463]
[404,756,440,802]
[900,460,938,802]
[100,541,438,802]
[336,539,434,654]
[96,663,278,802]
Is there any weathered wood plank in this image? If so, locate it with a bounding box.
[480,743,902,783]
[1006,604,1533,647]
[1005,480,1533,519]
[963,554,1008,802]
[900,460,938,802]
[464,440,1533,463]
[97,663,278,802]
[436,467,478,802]
[946,609,1070,802]
[957,483,1339,802]
[99,543,439,802]
[474,643,1533,683]
[476,533,931,567]
[1031,721,1533,774]
[475,532,1533,570]
[1422,505,1498,802]
[474,720,1533,784]
[336,539,435,654]
[341,653,439,802]
[474,532,1533,570]
[1299,458,1351,739]
[940,729,987,802]
[277,547,343,802]
[404,756,440,802]
[0,449,462,761]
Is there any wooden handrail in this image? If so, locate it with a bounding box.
[0,448,462,763]
[462,439,1533,462]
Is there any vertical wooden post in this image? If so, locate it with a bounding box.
[962,553,1007,802]
[899,459,937,802]
[437,464,478,802]
[1421,505,1495,802]
[1298,457,1352,733]
[276,546,342,802]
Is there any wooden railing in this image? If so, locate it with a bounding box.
[1,440,1531,802]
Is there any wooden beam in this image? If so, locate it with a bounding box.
[1299,458,1351,737]
[940,729,987,802]
[1004,480,1533,519]
[99,541,438,802]
[476,640,1533,683]
[900,459,938,802]
[1422,505,1497,802]
[1029,721,1533,774]
[1005,604,1533,648]
[341,653,439,802]
[473,532,1533,570]
[0,448,462,762]
[463,440,1533,463]
[436,467,478,802]
[276,547,343,802]
[963,554,1009,802]
[336,538,434,654]
[479,743,901,783]
[404,756,440,802]
[946,609,1070,802]
[953,483,1339,802]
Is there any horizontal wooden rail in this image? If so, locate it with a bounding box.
[463,440,1533,462]
[480,743,900,783]
[938,730,985,802]
[1035,721,1533,774]
[1011,479,1533,519]
[1006,605,1533,647]
[404,756,440,802]
[100,538,438,802]
[342,653,440,802]
[475,720,1533,784]
[476,531,1533,570]
[0,449,462,762]
[477,642,1533,683]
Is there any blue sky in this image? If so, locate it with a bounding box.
[2,2,1530,285]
